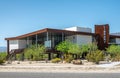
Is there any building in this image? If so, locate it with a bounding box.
[5,24,120,59]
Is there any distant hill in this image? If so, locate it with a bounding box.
[0,47,6,52]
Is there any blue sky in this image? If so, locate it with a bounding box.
[0,0,120,47]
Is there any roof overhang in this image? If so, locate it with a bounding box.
[5,28,95,40]
[110,35,120,38]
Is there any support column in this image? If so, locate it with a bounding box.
[51,53,54,59]
[52,34,55,48]
[36,34,38,47]
[7,40,10,55]
[21,53,24,61]
[48,53,51,60]
[46,32,52,60]
[46,32,49,41]
[57,53,60,58]
[62,32,64,41]
[46,32,50,48]
[27,37,29,47]
[61,33,64,62]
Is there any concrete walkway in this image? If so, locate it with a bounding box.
[97,62,120,67]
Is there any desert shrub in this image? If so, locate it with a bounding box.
[72,60,82,65]
[65,54,74,63]
[16,54,22,60]
[55,40,69,62]
[43,54,49,60]
[0,59,5,65]
[51,58,61,63]
[33,56,42,61]
[86,50,104,64]
[111,53,120,61]
[0,52,6,60]
[0,54,6,64]
[24,51,33,60]
[24,44,46,61]
[0,52,6,64]
[106,45,120,61]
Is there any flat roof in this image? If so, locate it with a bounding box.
[5,28,94,40]
[5,28,120,40]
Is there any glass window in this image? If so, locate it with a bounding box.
[45,40,51,48]
[10,40,18,44]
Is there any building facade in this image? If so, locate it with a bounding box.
[5,24,120,58]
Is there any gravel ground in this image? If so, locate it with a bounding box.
[0,61,120,73]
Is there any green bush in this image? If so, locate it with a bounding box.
[51,58,61,63]
[86,50,104,64]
